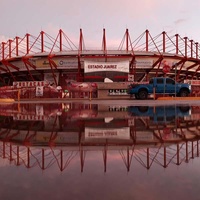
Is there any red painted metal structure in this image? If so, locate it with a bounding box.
[0,102,199,171]
[0,139,199,172]
[1,29,200,93]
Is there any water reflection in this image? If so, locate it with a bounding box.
[0,103,200,172]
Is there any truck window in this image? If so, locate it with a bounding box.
[157,78,163,84]
[166,78,175,84]
[149,79,153,84]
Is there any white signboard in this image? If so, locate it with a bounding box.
[13,114,45,121]
[135,59,153,69]
[184,80,200,85]
[35,58,78,69]
[36,86,43,96]
[128,74,134,81]
[108,89,128,96]
[84,61,129,73]
[13,81,47,88]
[85,127,130,139]
[56,60,78,69]
[36,105,44,116]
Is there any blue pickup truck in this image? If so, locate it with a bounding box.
[127,77,191,100]
[127,105,190,124]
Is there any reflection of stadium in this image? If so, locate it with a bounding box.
[0,103,200,171]
[1,29,200,98]
[0,140,199,172]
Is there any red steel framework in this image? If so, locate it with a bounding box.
[1,29,200,85]
[0,139,199,172]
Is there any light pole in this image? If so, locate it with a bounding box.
[175,63,177,98]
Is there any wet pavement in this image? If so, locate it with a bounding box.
[15,98,200,106]
[0,101,200,200]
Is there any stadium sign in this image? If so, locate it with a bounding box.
[135,59,153,69]
[35,58,78,69]
[108,89,128,96]
[13,114,45,121]
[84,61,129,73]
[84,127,130,139]
[13,81,47,88]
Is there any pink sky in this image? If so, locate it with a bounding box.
[0,0,200,49]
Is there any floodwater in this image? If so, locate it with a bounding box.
[0,102,200,200]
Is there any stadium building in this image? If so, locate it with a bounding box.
[0,29,200,98]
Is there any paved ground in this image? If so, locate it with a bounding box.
[10,98,200,106]
[1,96,200,106]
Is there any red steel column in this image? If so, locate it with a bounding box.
[80,146,84,172]
[78,29,83,81]
[9,39,12,58]
[26,33,30,54]
[163,147,167,168]
[147,148,150,169]
[103,145,107,173]
[190,40,193,58]
[175,34,179,55]
[41,31,45,53]
[126,29,129,51]
[176,144,180,165]
[191,141,194,159]
[3,142,6,158]
[102,28,107,52]
[9,144,13,161]
[1,42,5,60]
[60,150,63,171]
[127,147,130,171]
[59,29,62,52]
[42,149,45,170]
[146,30,149,52]
[184,37,188,57]
[17,146,20,166]
[185,141,188,163]
[195,42,198,59]
[16,36,19,56]
[27,147,30,168]
[162,31,166,53]
[79,28,83,52]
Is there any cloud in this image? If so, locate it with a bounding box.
[174,19,187,25]
[0,0,199,50]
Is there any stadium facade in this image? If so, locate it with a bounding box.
[0,29,200,98]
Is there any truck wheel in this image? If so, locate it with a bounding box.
[138,106,148,112]
[138,90,148,100]
[179,89,189,97]
[135,94,139,99]
[178,106,190,112]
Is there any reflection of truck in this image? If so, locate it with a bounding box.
[127,77,191,100]
[127,105,190,123]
